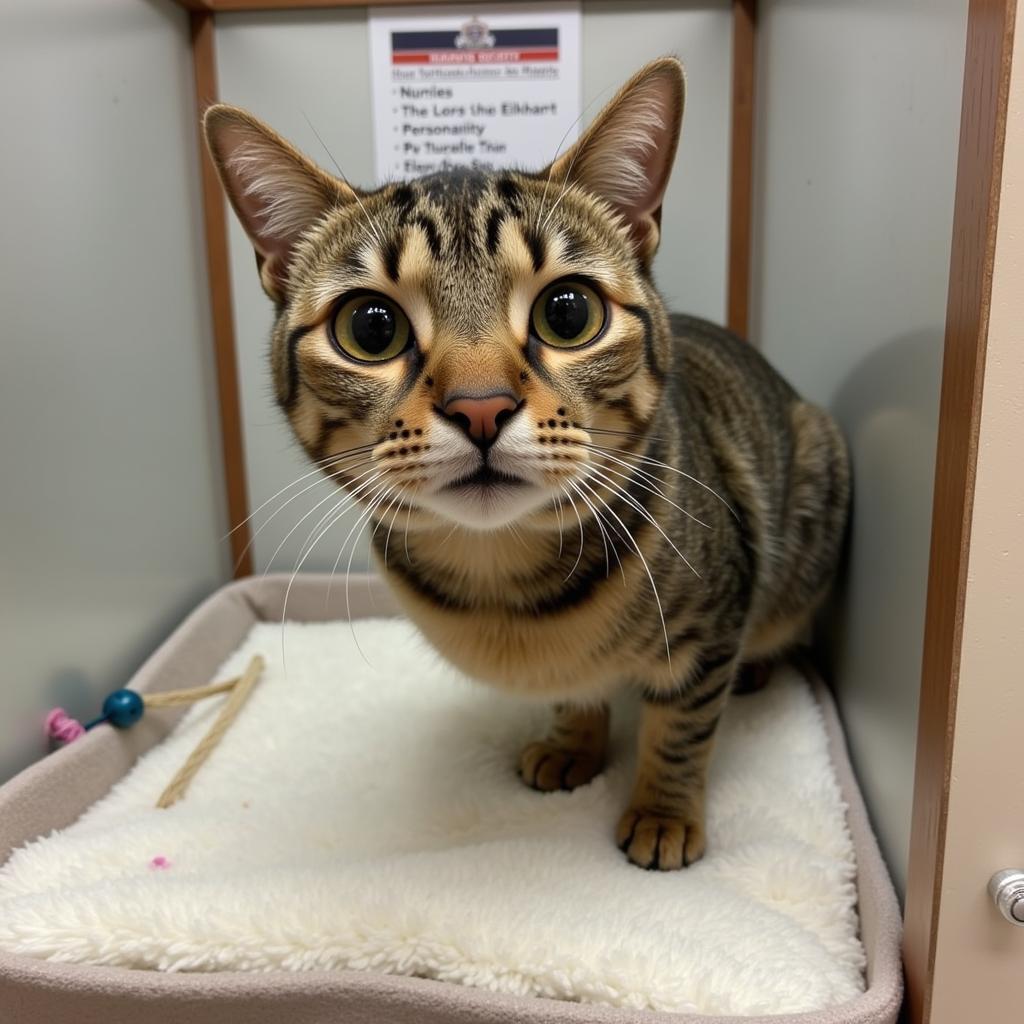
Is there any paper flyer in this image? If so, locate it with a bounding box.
[369,3,582,183]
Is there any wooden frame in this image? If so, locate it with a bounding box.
[189,10,253,577]
[175,3,1012,1019]
[903,0,1017,1020]
[727,0,755,336]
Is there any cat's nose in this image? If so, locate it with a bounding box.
[442,393,519,447]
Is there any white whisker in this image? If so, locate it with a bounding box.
[403,505,413,566]
[326,480,393,608]
[264,467,382,575]
[504,520,529,551]
[278,481,380,676]
[591,456,711,530]
[567,480,613,580]
[583,441,740,521]
[575,476,673,669]
[554,494,565,558]
[302,112,387,252]
[343,485,397,668]
[533,84,613,232]
[364,489,405,615]
[224,444,374,541]
[559,486,586,582]
[383,493,407,568]
[584,466,701,580]
[241,456,376,572]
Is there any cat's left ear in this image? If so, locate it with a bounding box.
[203,104,358,302]
[541,57,685,267]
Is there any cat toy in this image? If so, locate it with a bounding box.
[45,655,264,809]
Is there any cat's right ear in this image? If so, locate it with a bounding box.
[539,58,685,268]
[203,105,357,302]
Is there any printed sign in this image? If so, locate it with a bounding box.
[369,3,581,182]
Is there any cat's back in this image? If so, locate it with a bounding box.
[667,313,798,414]
[664,312,803,477]
[664,313,851,654]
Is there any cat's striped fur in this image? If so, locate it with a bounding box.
[205,58,850,870]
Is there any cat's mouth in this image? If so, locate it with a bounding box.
[444,465,525,491]
[416,460,546,529]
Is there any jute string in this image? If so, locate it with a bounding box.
[156,654,264,809]
[144,678,241,708]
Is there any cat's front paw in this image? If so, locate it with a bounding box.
[616,807,706,870]
[519,741,604,792]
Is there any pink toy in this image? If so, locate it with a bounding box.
[44,709,85,744]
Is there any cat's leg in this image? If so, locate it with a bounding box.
[618,652,738,869]
[519,702,610,792]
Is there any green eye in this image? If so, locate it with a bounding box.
[330,293,412,362]
[531,281,605,349]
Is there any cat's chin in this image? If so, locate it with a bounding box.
[412,480,552,532]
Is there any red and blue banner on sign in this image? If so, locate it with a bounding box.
[391,27,560,65]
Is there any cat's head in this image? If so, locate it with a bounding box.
[204,58,684,531]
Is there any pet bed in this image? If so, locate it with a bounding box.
[0,575,903,1024]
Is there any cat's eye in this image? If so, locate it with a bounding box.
[530,280,606,349]
[330,293,412,363]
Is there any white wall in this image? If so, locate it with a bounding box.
[215,1,732,575]
[752,0,969,894]
[0,0,230,781]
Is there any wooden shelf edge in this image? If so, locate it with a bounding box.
[902,1,1018,1021]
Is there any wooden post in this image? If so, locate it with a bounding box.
[903,1,1017,1019]
[728,0,756,338]
[189,9,254,577]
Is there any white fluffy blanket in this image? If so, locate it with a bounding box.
[0,619,865,1015]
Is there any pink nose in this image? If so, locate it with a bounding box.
[443,393,518,444]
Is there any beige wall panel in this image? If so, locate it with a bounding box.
[930,1,1024,1014]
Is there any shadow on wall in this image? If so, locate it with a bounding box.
[2,580,219,785]
[817,327,944,892]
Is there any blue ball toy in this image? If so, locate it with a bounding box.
[100,689,145,728]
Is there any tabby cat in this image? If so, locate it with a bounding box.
[204,57,850,871]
